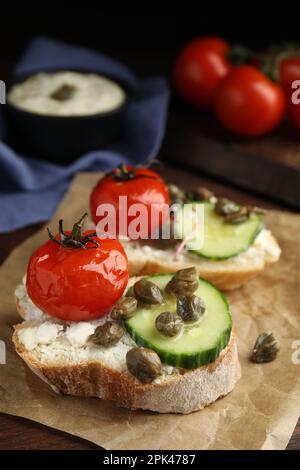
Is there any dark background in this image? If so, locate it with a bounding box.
[1,9,300,450]
[1,9,300,78]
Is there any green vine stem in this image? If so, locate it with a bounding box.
[109,160,162,181]
[47,213,98,248]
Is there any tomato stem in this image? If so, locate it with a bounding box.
[109,159,162,181]
[227,44,254,65]
[254,42,300,82]
[47,213,99,249]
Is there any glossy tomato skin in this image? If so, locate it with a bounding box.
[280,57,300,94]
[174,36,230,109]
[26,232,128,321]
[90,166,170,239]
[214,66,286,137]
[279,57,300,132]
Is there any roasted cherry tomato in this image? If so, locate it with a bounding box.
[174,36,231,109]
[90,164,170,239]
[214,65,286,137]
[26,214,128,321]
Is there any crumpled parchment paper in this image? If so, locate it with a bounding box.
[0,172,299,450]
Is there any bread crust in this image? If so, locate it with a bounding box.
[13,323,240,414]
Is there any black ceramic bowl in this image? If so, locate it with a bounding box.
[5,70,131,165]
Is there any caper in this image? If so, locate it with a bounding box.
[223,206,249,224]
[215,197,239,216]
[175,266,198,282]
[165,267,199,297]
[251,332,279,363]
[111,296,137,320]
[192,186,214,201]
[177,295,206,322]
[133,279,164,304]
[89,321,124,347]
[168,184,187,204]
[126,347,162,383]
[155,311,183,337]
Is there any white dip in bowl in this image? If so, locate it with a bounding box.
[7,71,126,117]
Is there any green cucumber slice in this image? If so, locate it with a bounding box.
[175,202,262,260]
[125,274,232,369]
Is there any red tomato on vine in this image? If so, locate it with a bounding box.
[174,36,231,109]
[214,66,286,137]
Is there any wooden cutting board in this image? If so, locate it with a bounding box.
[162,106,300,210]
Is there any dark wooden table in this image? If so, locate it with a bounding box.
[0,164,299,450]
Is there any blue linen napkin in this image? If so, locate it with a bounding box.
[0,37,169,233]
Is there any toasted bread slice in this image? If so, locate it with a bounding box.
[13,320,240,414]
[13,283,240,414]
[123,230,281,290]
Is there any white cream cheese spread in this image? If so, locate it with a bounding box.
[121,229,281,268]
[15,278,175,378]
